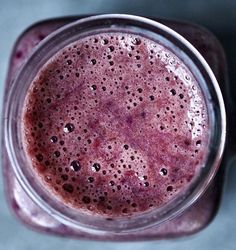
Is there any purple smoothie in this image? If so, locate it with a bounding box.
[22,32,209,217]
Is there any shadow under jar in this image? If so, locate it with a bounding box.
[2,14,226,240]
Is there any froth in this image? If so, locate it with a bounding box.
[22,32,209,217]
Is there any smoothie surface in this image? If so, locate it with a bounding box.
[22,32,209,217]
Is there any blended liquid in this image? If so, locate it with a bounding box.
[22,32,209,217]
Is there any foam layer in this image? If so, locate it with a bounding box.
[22,32,209,217]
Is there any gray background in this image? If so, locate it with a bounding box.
[0,0,236,249]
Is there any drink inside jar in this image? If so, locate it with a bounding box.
[22,32,209,217]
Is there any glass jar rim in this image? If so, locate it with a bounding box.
[4,14,226,234]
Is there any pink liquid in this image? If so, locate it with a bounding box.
[22,32,209,217]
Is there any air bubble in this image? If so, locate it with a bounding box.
[91,85,97,90]
[144,182,149,187]
[122,208,128,213]
[61,174,68,181]
[132,37,141,45]
[50,136,58,143]
[67,60,72,65]
[137,88,143,93]
[160,168,168,176]
[109,46,114,52]
[149,95,155,101]
[170,89,176,95]
[103,39,109,45]
[36,154,43,162]
[54,151,60,158]
[88,177,94,183]
[91,59,97,65]
[82,196,91,204]
[70,160,81,172]
[64,123,75,133]
[62,183,74,193]
[92,163,101,172]
[196,140,202,146]
[38,122,43,128]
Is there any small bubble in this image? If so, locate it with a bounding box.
[132,37,141,45]
[131,203,137,207]
[45,175,51,183]
[75,72,80,77]
[99,196,105,201]
[50,136,58,143]
[149,95,155,101]
[102,39,109,45]
[196,140,202,146]
[179,94,184,99]
[91,59,96,65]
[88,176,94,183]
[64,123,75,133]
[144,182,149,187]
[185,75,190,81]
[62,183,74,193]
[109,61,114,66]
[160,168,168,176]
[61,174,68,181]
[36,154,43,162]
[170,89,176,95]
[38,122,43,128]
[167,186,173,192]
[67,60,72,65]
[109,46,114,52]
[160,125,165,130]
[91,85,97,90]
[45,160,50,166]
[109,180,115,186]
[70,160,81,172]
[122,208,128,213]
[124,144,129,150]
[82,196,91,204]
[137,88,143,93]
[54,151,60,158]
[92,163,101,172]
